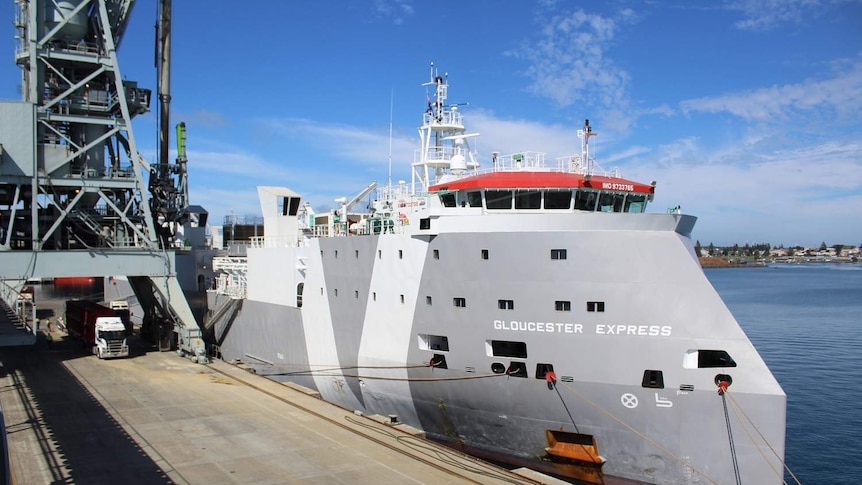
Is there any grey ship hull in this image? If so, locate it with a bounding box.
[208,212,786,484]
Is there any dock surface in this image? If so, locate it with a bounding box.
[0,334,547,484]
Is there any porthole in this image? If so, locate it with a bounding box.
[491,362,506,374]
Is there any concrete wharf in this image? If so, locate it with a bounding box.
[0,327,566,485]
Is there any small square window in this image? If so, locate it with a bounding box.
[555,300,571,311]
[481,249,489,260]
[498,299,514,310]
[587,301,605,312]
[433,249,440,259]
[426,296,432,305]
[551,249,567,260]
[454,297,466,308]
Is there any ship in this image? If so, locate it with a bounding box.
[203,65,787,484]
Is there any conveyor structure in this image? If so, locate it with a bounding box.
[0,0,211,361]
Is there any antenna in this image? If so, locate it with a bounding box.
[388,88,393,194]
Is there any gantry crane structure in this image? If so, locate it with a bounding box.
[0,0,209,361]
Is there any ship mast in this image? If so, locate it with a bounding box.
[411,63,479,193]
[578,119,598,175]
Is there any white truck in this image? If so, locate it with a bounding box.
[66,300,130,359]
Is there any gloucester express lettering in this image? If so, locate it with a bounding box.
[493,319,672,337]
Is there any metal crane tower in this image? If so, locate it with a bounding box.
[0,0,208,361]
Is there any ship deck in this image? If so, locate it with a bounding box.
[0,330,561,485]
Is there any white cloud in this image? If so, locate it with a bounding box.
[506,8,636,113]
[373,0,414,25]
[262,117,416,171]
[726,0,832,31]
[680,55,862,122]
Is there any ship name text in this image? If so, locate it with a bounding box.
[493,320,672,337]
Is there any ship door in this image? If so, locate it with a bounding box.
[296,283,304,308]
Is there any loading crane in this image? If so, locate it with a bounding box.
[0,0,208,361]
[332,182,378,235]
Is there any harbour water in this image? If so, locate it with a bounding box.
[707,263,862,485]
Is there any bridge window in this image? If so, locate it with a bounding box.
[551,249,567,260]
[486,190,513,209]
[498,299,514,310]
[544,190,572,210]
[481,249,489,260]
[555,300,571,311]
[454,297,466,308]
[439,192,456,207]
[467,191,483,207]
[625,194,647,213]
[515,190,541,209]
[574,190,597,211]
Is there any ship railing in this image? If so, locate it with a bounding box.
[378,183,417,202]
[211,273,246,299]
[413,146,481,168]
[553,155,621,178]
[248,235,308,249]
[422,109,464,128]
[412,149,625,184]
[213,257,248,274]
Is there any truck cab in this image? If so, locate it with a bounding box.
[94,317,129,359]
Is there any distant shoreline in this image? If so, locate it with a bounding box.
[699,257,858,268]
[699,257,766,268]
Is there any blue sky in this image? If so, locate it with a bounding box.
[2,0,861,247]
